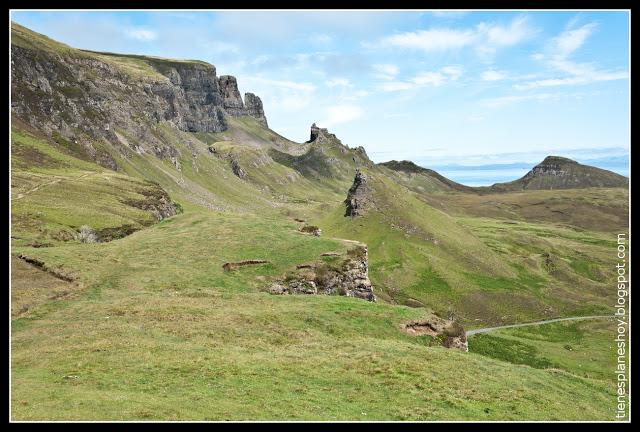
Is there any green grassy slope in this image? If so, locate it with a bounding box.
[419,187,629,233]
[316,168,620,326]
[11,126,180,246]
[10,109,626,420]
[469,318,617,382]
[11,204,618,421]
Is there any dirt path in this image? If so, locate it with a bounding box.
[466,315,613,337]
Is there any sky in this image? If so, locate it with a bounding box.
[11,10,630,185]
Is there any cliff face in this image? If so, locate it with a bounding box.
[10,23,268,169]
[218,75,245,117]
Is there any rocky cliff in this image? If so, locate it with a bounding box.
[10,23,268,170]
[218,75,245,117]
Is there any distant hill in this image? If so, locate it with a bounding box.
[378,160,477,194]
[485,156,628,192]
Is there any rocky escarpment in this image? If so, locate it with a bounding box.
[268,245,376,302]
[10,23,268,170]
[487,156,628,192]
[345,170,373,217]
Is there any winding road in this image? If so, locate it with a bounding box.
[466,315,613,337]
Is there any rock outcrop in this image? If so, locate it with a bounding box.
[308,123,339,144]
[268,245,376,302]
[122,183,180,221]
[300,225,322,236]
[345,170,373,217]
[230,159,247,179]
[401,316,468,352]
[244,92,268,127]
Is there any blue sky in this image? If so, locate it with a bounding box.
[11,10,630,185]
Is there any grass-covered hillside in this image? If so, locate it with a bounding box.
[316,169,620,327]
[11,191,619,421]
[486,156,628,192]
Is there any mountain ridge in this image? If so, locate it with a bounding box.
[380,157,628,193]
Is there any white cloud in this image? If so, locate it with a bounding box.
[372,63,400,80]
[238,76,317,112]
[431,11,469,19]
[378,65,463,92]
[411,72,446,86]
[481,70,506,81]
[321,105,364,127]
[483,16,535,47]
[242,77,316,92]
[551,22,598,59]
[380,28,477,52]
[124,28,157,41]
[441,65,463,80]
[481,93,560,108]
[514,70,629,90]
[326,77,352,88]
[378,81,415,92]
[310,33,332,44]
[341,89,370,101]
[376,15,537,56]
[515,20,628,90]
